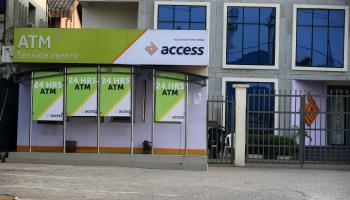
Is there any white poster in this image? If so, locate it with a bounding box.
[114,30,209,66]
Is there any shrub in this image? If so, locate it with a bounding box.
[247,134,297,159]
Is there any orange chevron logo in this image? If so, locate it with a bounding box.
[145,42,158,55]
[305,95,320,127]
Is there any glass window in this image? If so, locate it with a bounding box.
[157,5,206,30]
[225,82,275,133]
[296,8,345,68]
[226,6,276,66]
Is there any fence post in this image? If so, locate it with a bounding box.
[299,95,306,168]
[232,84,249,167]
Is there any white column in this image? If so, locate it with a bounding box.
[232,84,249,167]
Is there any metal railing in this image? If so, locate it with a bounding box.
[246,90,350,166]
[207,96,235,164]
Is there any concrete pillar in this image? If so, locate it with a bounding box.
[232,84,249,167]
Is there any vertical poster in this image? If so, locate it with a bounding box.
[100,67,131,117]
[155,72,186,122]
[67,67,97,116]
[32,72,63,121]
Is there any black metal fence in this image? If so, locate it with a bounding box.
[246,90,350,166]
[207,97,235,164]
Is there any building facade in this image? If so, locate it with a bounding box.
[91,0,349,142]
[3,0,350,168]
[75,0,350,94]
[80,0,349,122]
[12,0,209,164]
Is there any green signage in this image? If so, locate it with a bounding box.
[100,67,131,116]
[67,67,97,116]
[155,72,186,122]
[32,72,63,121]
[13,28,145,64]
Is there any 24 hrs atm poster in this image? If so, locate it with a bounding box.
[32,72,63,121]
[100,67,131,117]
[67,67,97,116]
[155,72,186,122]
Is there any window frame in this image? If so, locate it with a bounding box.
[292,4,349,72]
[154,1,210,31]
[223,3,280,70]
[221,77,279,134]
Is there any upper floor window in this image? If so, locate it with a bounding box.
[155,2,209,30]
[224,4,279,69]
[28,3,36,25]
[297,9,345,68]
[293,5,348,71]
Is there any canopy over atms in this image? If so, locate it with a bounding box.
[13,28,209,156]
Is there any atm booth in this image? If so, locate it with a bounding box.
[11,28,208,170]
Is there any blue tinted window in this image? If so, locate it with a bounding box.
[296,27,312,66]
[312,27,327,67]
[226,82,275,132]
[158,22,173,29]
[297,9,312,25]
[190,23,206,30]
[227,24,243,64]
[157,5,206,30]
[296,8,345,68]
[191,6,206,22]
[328,27,344,67]
[329,10,344,27]
[243,25,259,64]
[174,22,189,30]
[313,10,328,26]
[244,7,259,23]
[174,6,190,21]
[260,7,275,24]
[226,6,276,65]
[227,7,243,23]
[158,6,173,21]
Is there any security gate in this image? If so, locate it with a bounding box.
[246,90,350,167]
[207,97,235,164]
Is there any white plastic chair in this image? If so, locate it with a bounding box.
[223,133,235,159]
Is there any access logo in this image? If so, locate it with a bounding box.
[145,42,204,56]
[145,42,158,55]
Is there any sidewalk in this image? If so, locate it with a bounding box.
[0,163,349,200]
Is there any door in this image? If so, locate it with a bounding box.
[327,86,350,146]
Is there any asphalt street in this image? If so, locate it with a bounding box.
[0,163,349,200]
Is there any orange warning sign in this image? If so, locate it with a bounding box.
[305,95,320,127]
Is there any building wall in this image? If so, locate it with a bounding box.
[208,0,349,95]
[291,80,327,145]
[82,2,138,28]
[134,0,350,95]
[10,0,47,27]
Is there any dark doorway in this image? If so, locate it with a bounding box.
[0,78,19,152]
[327,86,350,146]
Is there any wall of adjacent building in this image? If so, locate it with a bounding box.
[82,2,138,29]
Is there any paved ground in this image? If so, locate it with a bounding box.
[0,163,349,200]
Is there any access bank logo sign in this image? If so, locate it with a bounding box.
[115,30,209,66]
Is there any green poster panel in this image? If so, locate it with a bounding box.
[13,28,145,64]
[100,67,131,116]
[32,72,63,121]
[67,67,97,116]
[155,72,186,122]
